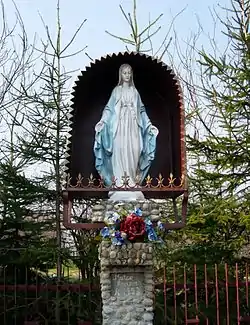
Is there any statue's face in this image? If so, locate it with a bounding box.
[121,66,132,83]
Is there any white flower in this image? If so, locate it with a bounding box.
[120,231,127,239]
[112,212,120,222]
[104,211,120,225]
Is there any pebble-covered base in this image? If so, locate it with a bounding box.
[99,242,154,325]
[92,200,160,223]
[99,242,153,266]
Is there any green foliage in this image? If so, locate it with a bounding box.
[189,0,250,196]
[0,162,58,283]
[176,0,250,265]
[70,229,100,283]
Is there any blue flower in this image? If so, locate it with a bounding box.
[111,237,122,245]
[111,231,124,246]
[134,208,142,217]
[100,227,110,238]
[145,218,152,227]
[157,221,164,231]
[147,228,158,241]
[144,218,158,241]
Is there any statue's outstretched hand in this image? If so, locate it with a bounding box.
[95,121,104,132]
[150,125,159,136]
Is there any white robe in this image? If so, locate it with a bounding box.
[111,86,141,187]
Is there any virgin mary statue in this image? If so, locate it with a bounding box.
[93,64,158,201]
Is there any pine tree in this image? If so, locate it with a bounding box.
[0,1,59,282]
[11,0,89,281]
[182,0,250,259]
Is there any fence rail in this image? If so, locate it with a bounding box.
[0,263,250,324]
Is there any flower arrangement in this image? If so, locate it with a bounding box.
[100,208,165,246]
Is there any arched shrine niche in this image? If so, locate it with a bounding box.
[64,52,187,202]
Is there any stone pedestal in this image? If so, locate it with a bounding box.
[99,242,154,325]
[92,200,161,223]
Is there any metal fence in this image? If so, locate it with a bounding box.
[0,263,250,324]
[155,263,250,324]
[0,281,101,325]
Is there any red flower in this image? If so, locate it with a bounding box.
[120,213,146,241]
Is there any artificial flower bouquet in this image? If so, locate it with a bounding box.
[100,207,165,246]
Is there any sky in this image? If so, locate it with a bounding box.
[3,0,232,84]
[1,0,234,180]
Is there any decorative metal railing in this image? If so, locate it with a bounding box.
[62,172,188,230]
[65,173,186,190]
